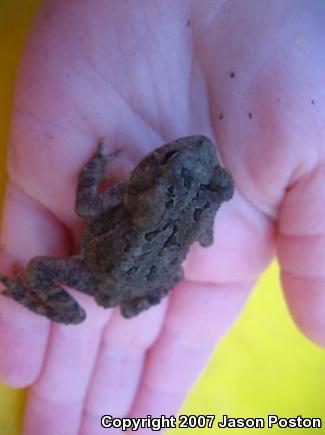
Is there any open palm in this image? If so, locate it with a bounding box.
[0,1,324,434]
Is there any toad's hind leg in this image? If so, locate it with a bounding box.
[0,256,97,324]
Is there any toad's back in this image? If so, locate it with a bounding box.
[82,136,233,311]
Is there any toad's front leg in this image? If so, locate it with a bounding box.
[0,256,97,324]
[75,140,126,219]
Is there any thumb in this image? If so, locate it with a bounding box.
[277,163,325,347]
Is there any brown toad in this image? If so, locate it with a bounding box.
[0,135,234,324]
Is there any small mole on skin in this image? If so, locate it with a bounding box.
[219,113,224,120]
[186,19,191,27]
[248,112,253,119]
[230,70,235,78]
[311,99,315,105]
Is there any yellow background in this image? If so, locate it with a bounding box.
[0,1,324,434]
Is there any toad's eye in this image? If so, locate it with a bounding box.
[162,149,179,164]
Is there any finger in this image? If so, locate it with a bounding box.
[79,301,168,433]
[0,296,49,388]
[277,164,325,346]
[0,182,71,386]
[127,279,252,427]
[23,295,111,435]
[82,413,123,435]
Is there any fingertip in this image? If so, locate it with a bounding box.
[23,389,82,435]
[80,411,122,435]
[286,304,325,348]
[0,296,50,387]
[281,271,325,348]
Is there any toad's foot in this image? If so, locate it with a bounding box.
[0,272,85,324]
[120,288,170,318]
[0,256,97,324]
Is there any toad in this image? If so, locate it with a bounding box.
[0,135,234,324]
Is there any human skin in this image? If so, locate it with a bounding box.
[0,1,324,434]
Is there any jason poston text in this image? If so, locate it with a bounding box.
[100,414,322,431]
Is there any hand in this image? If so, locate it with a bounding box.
[0,1,324,434]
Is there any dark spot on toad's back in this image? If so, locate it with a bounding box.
[145,230,160,241]
[194,208,203,221]
[146,265,158,281]
[181,168,192,189]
